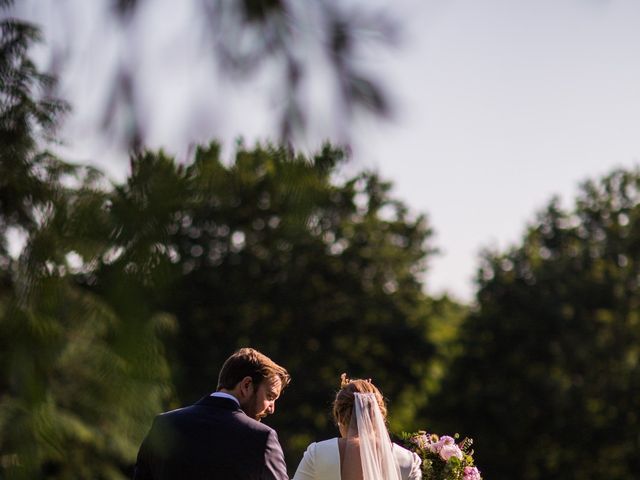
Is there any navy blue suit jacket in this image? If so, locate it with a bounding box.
[133,395,288,480]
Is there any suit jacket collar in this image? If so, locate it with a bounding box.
[195,394,243,412]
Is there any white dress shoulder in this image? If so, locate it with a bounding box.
[292,438,422,480]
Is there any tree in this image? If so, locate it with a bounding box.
[107,142,442,469]
[431,169,640,480]
[0,6,172,478]
[0,7,67,261]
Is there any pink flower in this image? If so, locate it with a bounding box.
[463,466,482,480]
[411,433,430,450]
[428,435,455,454]
[427,441,440,453]
[439,443,463,461]
[440,436,455,446]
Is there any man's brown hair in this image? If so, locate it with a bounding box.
[217,347,291,390]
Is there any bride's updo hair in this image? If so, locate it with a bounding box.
[333,373,387,430]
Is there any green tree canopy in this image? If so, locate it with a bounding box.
[431,168,640,480]
[103,142,444,468]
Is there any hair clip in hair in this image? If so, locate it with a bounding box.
[340,373,374,387]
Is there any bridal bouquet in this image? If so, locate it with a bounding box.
[400,431,482,480]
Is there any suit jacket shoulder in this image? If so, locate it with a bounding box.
[134,395,288,480]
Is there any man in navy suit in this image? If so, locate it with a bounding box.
[133,348,291,479]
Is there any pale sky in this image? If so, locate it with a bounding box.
[18,0,640,302]
[356,0,640,300]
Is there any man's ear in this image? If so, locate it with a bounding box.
[238,376,254,398]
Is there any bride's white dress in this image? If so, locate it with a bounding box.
[292,438,422,480]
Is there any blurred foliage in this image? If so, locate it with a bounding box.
[430,169,640,480]
[0,10,172,479]
[24,0,398,149]
[0,13,67,256]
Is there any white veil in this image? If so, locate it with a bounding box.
[341,392,402,480]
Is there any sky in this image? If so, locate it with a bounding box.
[17,0,640,302]
[352,0,640,300]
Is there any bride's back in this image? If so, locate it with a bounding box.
[338,437,364,480]
[292,375,422,480]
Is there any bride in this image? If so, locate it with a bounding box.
[293,374,422,480]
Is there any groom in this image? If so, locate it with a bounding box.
[133,347,291,479]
